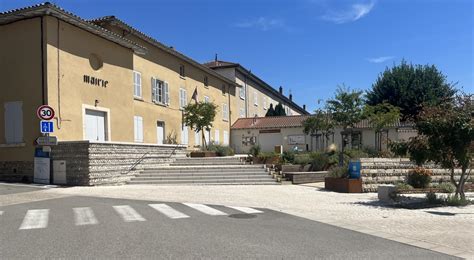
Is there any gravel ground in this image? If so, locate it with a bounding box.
[3,183,473,258]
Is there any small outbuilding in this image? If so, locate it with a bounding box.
[230,115,417,154]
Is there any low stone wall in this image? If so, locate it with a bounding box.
[360,158,468,192]
[0,161,34,183]
[50,141,187,186]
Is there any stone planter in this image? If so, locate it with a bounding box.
[324,177,362,193]
[252,156,280,165]
[190,151,217,157]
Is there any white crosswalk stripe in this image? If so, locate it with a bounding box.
[113,205,146,222]
[183,203,228,216]
[226,206,263,214]
[19,209,49,230]
[149,204,190,219]
[0,211,3,216]
[73,207,98,226]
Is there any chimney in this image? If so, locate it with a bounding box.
[289,94,293,101]
[303,104,306,111]
[279,86,283,94]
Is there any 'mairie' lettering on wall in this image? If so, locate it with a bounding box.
[83,75,108,88]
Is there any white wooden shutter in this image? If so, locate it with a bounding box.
[151,78,156,103]
[223,131,229,145]
[4,101,23,144]
[134,116,143,142]
[194,130,201,146]
[214,129,220,144]
[164,81,170,105]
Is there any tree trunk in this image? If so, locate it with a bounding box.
[201,131,207,150]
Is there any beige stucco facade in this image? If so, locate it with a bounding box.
[0,5,236,179]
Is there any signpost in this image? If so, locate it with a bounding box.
[37,105,55,121]
[40,120,54,133]
[34,105,56,185]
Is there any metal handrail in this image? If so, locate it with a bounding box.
[124,143,183,175]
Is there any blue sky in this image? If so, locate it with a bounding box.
[1,0,472,112]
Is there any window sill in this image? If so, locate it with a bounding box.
[179,76,186,80]
[134,97,144,101]
[0,143,26,148]
[153,102,168,107]
[240,96,245,100]
[223,119,229,122]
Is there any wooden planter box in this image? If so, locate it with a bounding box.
[325,177,362,193]
[190,151,217,157]
[252,156,280,165]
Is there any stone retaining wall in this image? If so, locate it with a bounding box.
[0,161,34,183]
[360,158,468,192]
[50,141,187,186]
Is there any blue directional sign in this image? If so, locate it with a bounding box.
[40,120,54,133]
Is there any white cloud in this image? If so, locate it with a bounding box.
[366,56,395,63]
[321,1,375,24]
[233,17,286,31]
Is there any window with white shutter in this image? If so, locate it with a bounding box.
[151,78,168,106]
[133,71,142,98]
[134,116,143,142]
[222,103,229,121]
[254,91,258,106]
[214,129,220,144]
[239,86,245,99]
[179,88,187,109]
[239,107,245,117]
[204,96,210,103]
[263,97,267,110]
[223,131,229,146]
[4,101,23,144]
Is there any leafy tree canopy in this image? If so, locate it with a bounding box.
[273,103,287,116]
[364,102,401,133]
[182,101,217,148]
[366,60,456,120]
[327,85,365,130]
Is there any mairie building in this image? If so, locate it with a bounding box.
[0,3,307,185]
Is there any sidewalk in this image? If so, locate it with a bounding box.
[6,183,474,259]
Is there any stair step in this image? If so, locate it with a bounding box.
[131,175,272,180]
[127,181,279,185]
[127,179,278,184]
[138,171,268,176]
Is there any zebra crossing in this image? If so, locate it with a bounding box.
[0,203,263,231]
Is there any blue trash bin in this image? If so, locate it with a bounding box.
[348,160,361,179]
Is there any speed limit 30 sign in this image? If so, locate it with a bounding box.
[37,105,55,120]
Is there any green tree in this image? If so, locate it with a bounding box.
[366,60,456,120]
[364,102,401,151]
[401,94,473,199]
[182,101,217,149]
[302,109,334,150]
[327,86,365,162]
[273,103,287,116]
[265,103,275,117]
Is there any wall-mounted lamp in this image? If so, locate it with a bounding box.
[95,99,99,107]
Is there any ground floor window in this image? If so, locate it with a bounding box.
[4,101,23,144]
[134,116,143,143]
[157,121,165,144]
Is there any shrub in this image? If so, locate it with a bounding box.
[282,151,296,164]
[293,153,312,165]
[395,183,414,191]
[426,192,442,204]
[165,131,178,144]
[389,140,408,157]
[257,152,280,164]
[309,153,332,171]
[207,144,234,156]
[361,146,379,158]
[344,149,369,159]
[249,145,261,157]
[444,195,470,206]
[436,183,456,193]
[329,165,348,178]
[407,167,432,188]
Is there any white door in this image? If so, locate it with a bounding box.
[157,121,164,144]
[85,109,106,142]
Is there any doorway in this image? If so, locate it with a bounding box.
[157,121,165,144]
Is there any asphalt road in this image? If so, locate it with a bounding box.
[0,186,457,259]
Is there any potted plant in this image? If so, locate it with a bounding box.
[324,164,362,193]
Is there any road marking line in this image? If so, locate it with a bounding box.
[0,211,3,216]
[19,209,49,230]
[149,204,190,219]
[73,207,98,226]
[113,205,146,222]
[227,206,263,214]
[183,203,228,216]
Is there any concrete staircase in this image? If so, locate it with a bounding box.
[127,157,278,185]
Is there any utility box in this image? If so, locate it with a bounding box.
[53,160,67,185]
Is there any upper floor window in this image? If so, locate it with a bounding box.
[222,103,229,121]
[254,91,258,106]
[152,77,169,106]
[263,97,267,110]
[204,76,209,88]
[204,96,210,103]
[179,64,185,77]
[133,71,142,98]
[239,86,245,99]
[179,88,187,109]
[239,107,245,117]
